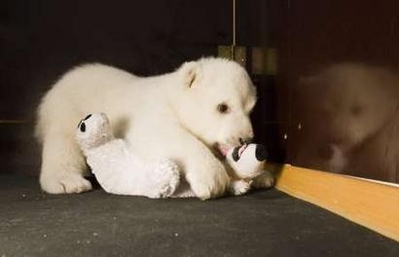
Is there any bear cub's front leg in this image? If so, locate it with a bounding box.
[183,147,231,200]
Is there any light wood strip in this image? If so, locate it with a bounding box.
[272,164,399,242]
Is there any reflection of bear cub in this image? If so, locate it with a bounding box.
[296,63,399,182]
[36,57,274,198]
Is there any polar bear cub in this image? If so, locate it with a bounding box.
[36,57,261,199]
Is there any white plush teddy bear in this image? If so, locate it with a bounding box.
[76,113,271,199]
[76,113,180,198]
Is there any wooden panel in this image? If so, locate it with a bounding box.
[272,164,399,242]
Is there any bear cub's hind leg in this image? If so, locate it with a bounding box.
[39,130,92,194]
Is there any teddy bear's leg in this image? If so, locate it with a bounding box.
[143,159,181,198]
[251,170,275,189]
[40,130,92,194]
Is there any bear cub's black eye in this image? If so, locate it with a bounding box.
[217,103,229,114]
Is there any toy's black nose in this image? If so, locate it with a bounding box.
[255,145,268,161]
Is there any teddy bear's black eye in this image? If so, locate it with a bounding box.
[80,122,86,132]
[217,103,229,114]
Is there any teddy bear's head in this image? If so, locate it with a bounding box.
[76,113,113,151]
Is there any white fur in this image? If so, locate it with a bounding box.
[229,180,252,195]
[76,113,180,198]
[76,113,256,199]
[76,113,264,198]
[36,57,257,199]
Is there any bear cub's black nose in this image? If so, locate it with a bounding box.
[255,145,268,161]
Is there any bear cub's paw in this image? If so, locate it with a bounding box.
[41,173,92,194]
[229,180,252,196]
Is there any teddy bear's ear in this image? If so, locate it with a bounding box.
[179,61,200,88]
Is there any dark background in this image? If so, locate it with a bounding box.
[1,0,399,183]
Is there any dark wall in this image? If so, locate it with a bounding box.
[1,0,233,120]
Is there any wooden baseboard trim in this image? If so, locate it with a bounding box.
[269,164,399,242]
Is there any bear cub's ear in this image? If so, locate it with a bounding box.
[179,61,200,88]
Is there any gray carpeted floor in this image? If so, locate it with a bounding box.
[1,174,398,257]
